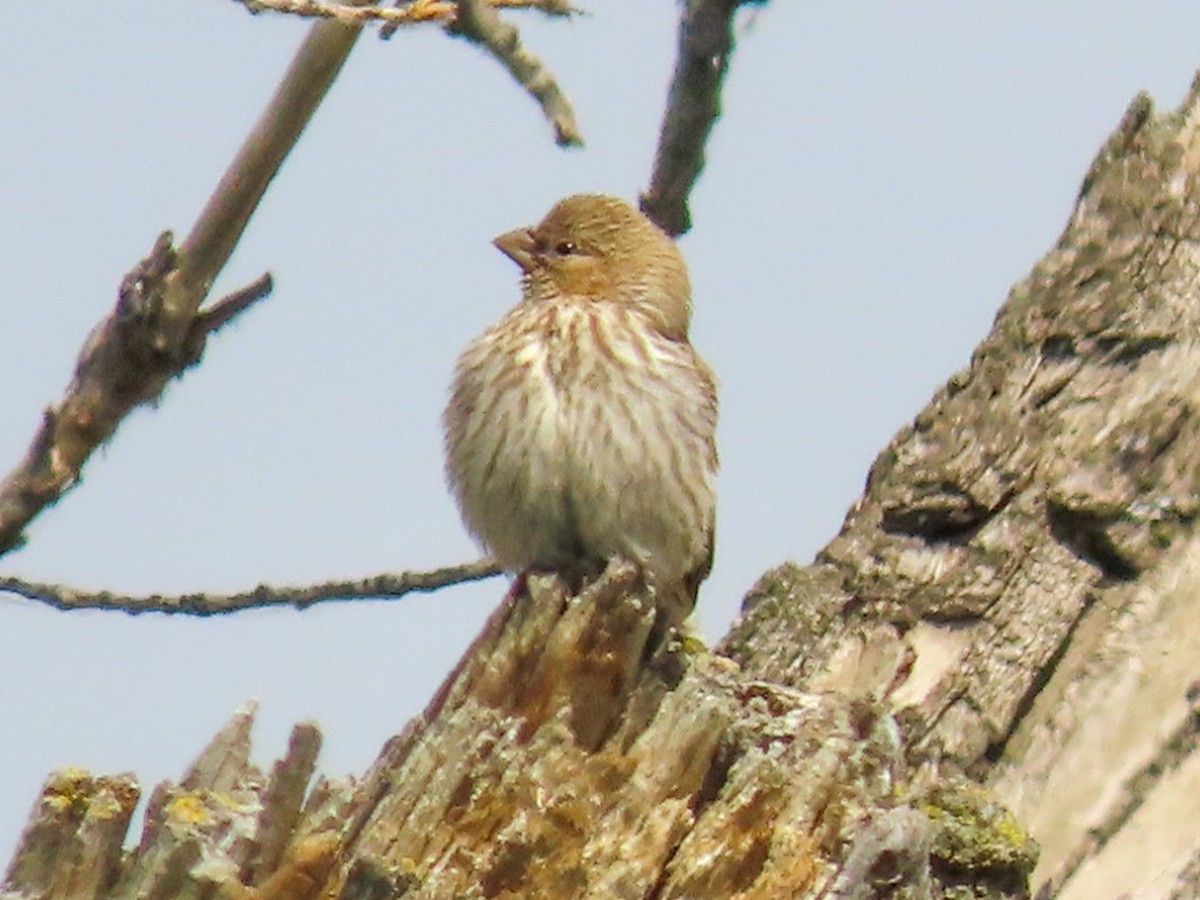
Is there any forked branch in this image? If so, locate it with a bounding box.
[0,11,368,557]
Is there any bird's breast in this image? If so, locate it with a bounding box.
[519,303,659,391]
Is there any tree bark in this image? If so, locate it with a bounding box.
[9,55,1200,900]
[723,80,1200,896]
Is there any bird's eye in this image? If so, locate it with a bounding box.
[554,241,577,256]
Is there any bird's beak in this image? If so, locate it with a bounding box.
[493,227,538,273]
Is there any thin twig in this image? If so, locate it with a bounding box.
[236,0,575,27]
[0,559,502,616]
[197,273,275,335]
[642,0,764,236]
[447,0,583,147]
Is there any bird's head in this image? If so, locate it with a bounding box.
[494,194,693,340]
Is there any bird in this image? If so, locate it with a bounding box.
[443,193,718,612]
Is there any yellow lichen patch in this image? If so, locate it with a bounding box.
[43,768,94,817]
[678,631,710,657]
[53,766,92,783]
[920,781,1039,872]
[167,792,215,826]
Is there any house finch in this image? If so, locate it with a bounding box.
[444,194,718,606]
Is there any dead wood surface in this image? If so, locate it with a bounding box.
[722,78,1200,896]
[11,44,1200,900]
[3,564,1036,899]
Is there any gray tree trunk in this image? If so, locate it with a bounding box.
[8,75,1200,900]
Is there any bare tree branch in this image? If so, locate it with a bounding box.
[0,10,370,558]
[235,0,576,28]
[173,13,367,312]
[0,559,501,615]
[642,0,764,236]
[0,242,271,556]
[0,0,584,565]
[444,0,583,147]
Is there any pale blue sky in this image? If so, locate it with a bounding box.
[4,1,1200,861]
